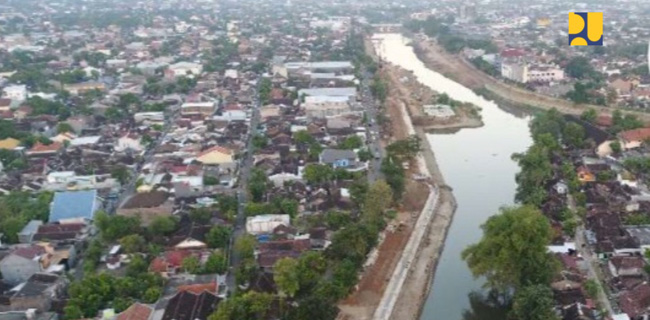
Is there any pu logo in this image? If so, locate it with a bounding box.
[568,12,603,46]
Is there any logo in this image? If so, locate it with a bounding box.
[569,12,603,46]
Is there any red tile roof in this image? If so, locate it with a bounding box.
[620,128,650,142]
[619,283,650,318]
[29,141,63,153]
[178,282,217,295]
[116,303,153,320]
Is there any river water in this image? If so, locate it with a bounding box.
[372,33,534,320]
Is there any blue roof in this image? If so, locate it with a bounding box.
[49,190,99,222]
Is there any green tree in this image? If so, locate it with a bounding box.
[338,135,363,150]
[303,164,333,186]
[204,251,228,274]
[208,291,273,320]
[511,285,560,320]
[461,206,559,291]
[274,257,300,297]
[148,216,177,236]
[189,207,213,224]
[294,130,316,145]
[280,198,299,219]
[610,141,622,154]
[217,195,238,220]
[206,225,232,249]
[119,234,146,254]
[362,180,393,223]
[57,122,75,134]
[580,109,597,123]
[248,168,269,202]
[111,166,131,185]
[182,256,201,274]
[95,210,140,241]
[562,122,585,149]
[565,56,595,79]
[235,234,256,260]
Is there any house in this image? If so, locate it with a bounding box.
[26,142,63,157]
[609,256,645,277]
[66,116,95,134]
[63,82,106,95]
[49,190,100,224]
[619,283,650,319]
[196,146,235,166]
[115,303,153,320]
[303,99,352,118]
[257,239,311,272]
[0,138,20,150]
[246,214,291,235]
[298,87,357,101]
[149,250,194,276]
[32,223,87,242]
[117,191,173,226]
[168,223,211,250]
[0,273,67,312]
[319,149,358,168]
[181,102,216,117]
[116,133,145,153]
[0,246,47,285]
[166,62,203,79]
[17,220,43,243]
[3,85,27,101]
[619,128,650,150]
[161,290,219,320]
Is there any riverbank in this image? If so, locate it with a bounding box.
[383,63,484,132]
[369,34,460,320]
[411,34,650,123]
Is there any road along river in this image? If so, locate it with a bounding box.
[373,33,533,320]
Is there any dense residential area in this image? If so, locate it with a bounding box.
[0,0,407,319]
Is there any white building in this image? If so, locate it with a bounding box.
[246,214,291,235]
[423,104,455,118]
[115,134,145,153]
[501,61,564,84]
[303,100,352,118]
[166,62,203,79]
[134,112,165,124]
[2,85,27,101]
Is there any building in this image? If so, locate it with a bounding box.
[319,149,358,168]
[165,62,203,79]
[117,191,173,226]
[63,82,106,95]
[116,133,145,153]
[134,112,165,124]
[303,99,352,118]
[619,128,650,150]
[196,146,235,166]
[49,190,100,223]
[181,102,216,117]
[2,85,27,101]
[0,273,67,312]
[501,60,564,84]
[298,87,357,101]
[423,104,455,118]
[246,214,291,235]
[0,246,47,285]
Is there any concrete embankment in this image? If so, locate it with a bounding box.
[372,98,458,320]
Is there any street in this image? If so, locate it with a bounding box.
[226,79,262,290]
[361,69,384,183]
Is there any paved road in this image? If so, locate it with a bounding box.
[361,69,384,183]
[570,195,615,316]
[226,79,261,291]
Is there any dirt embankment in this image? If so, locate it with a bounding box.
[412,35,650,123]
[337,35,459,320]
[381,62,484,133]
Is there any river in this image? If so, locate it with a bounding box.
[372,33,534,320]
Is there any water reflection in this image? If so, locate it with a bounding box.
[461,290,511,320]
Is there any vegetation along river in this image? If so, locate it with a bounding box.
[373,33,534,320]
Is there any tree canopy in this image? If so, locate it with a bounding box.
[461,205,559,291]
